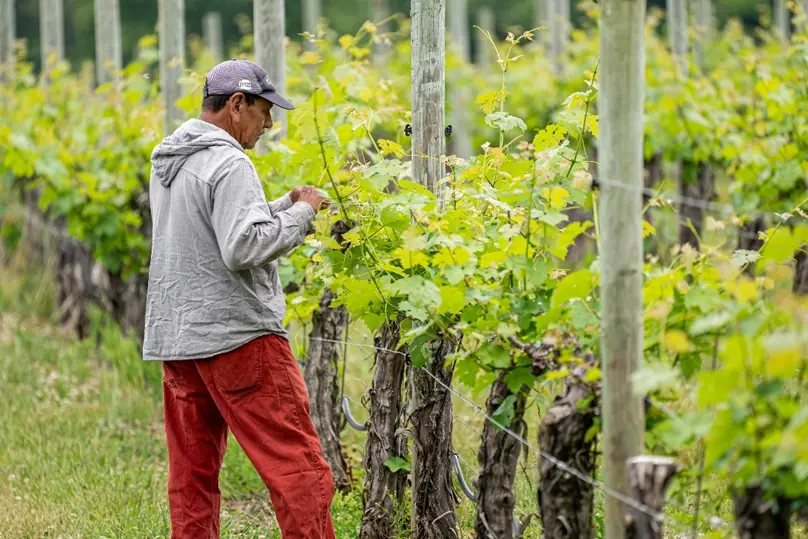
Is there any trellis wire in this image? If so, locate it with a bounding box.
[318,335,739,534]
[330,181,799,242]
[309,336,683,528]
[332,169,804,222]
[340,382,523,535]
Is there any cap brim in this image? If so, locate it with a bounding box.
[260,90,295,110]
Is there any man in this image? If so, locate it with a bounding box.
[142,59,335,539]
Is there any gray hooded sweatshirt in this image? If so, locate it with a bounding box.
[142,119,315,361]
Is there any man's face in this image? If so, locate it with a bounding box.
[230,94,273,149]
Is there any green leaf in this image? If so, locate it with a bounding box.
[491,395,517,429]
[759,228,799,265]
[484,112,527,132]
[384,457,411,473]
[532,124,567,151]
[476,343,511,369]
[584,423,600,443]
[583,367,601,383]
[534,210,569,226]
[549,222,592,260]
[630,363,679,395]
[698,370,741,407]
[690,311,734,336]
[730,249,761,267]
[569,301,598,331]
[551,269,593,309]
[504,367,535,392]
[544,369,569,381]
[684,286,723,312]
[455,359,482,388]
[438,285,466,315]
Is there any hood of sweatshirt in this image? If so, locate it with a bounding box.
[150,119,245,188]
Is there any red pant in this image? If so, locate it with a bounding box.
[162,334,336,539]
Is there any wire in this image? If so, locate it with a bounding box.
[329,171,805,229]
[329,185,783,242]
[310,336,686,528]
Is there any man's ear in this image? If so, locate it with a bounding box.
[230,92,246,113]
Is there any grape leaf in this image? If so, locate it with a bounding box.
[384,457,411,473]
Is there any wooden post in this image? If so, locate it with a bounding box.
[447,0,471,159]
[370,0,391,61]
[624,456,678,539]
[94,0,122,85]
[159,0,185,136]
[774,0,790,41]
[411,0,446,194]
[599,1,647,538]
[202,11,223,63]
[303,0,321,46]
[410,1,457,537]
[692,0,712,68]
[475,7,494,66]
[1,0,14,76]
[549,0,568,76]
[39,0,64,71]
[668,0,688,76]
[254,0,287,142]
[535,0,549,47]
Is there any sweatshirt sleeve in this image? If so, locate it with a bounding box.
[211,158,316,272]
[268,193,294,215]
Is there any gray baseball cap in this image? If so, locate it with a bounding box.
[203,58,295,110]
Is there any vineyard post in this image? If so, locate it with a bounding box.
[598,0,647,538]
[93,0,122,86]
[39,0,64,89]
[774,0,790,42]
[668,0,687,76]
[693,0,712,67]
[447,0,472,159]
[370,0,391,61]
[624,456,678,539]
[158,0,185,136]
[254,0,287,144]
[0,0,13,81]
[535,0,549,47]
[475,7,494,66]
[549,0,569,76]
[202,11,223,64]
[410,0,458,536]
[303,0,321,49]
[670,0,713,250]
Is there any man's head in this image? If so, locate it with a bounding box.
[199,59,295,150]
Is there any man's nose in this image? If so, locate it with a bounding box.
[265,112,273,129]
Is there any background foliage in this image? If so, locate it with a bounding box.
[14,0,768,73]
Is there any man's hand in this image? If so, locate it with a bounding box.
[290,187,304,203]
[298,187,329,213]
